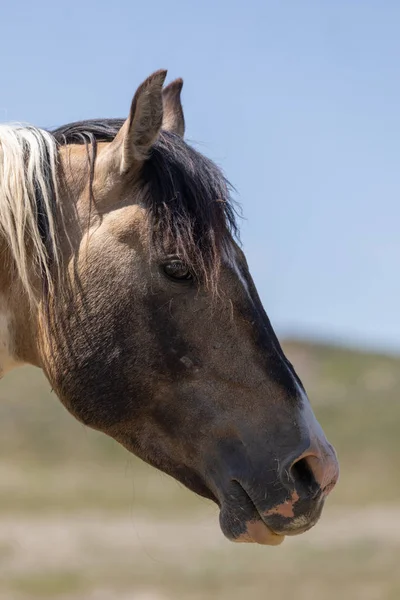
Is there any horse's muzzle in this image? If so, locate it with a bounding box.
[210,436,339,546]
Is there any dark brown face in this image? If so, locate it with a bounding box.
[44,204,339,547]
[43,70,338,545]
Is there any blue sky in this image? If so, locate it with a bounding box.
[1,1,399,352]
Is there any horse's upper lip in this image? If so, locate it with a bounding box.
[233,519,286,546]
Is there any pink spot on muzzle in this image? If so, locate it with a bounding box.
[263,490,300,520]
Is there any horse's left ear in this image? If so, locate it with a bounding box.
[112,69,167,173]
[162,78,185,137]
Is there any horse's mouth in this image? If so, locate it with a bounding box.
[216,480,323,546]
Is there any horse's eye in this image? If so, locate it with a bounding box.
[163,260,193,281]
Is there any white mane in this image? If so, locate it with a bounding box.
[0,124,60,304]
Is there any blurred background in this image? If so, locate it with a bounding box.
[1,1,399,598]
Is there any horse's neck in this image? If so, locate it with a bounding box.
[0,294,20,376]
[0,247,25,376]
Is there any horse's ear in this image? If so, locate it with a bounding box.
[113,69,167,172]
[162,78,185,137]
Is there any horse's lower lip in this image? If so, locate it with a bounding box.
[233,519,286,546]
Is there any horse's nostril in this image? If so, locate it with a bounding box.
[289,451,339,498]
[290,456,319,498]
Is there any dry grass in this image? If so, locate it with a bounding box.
[0,509,400,599]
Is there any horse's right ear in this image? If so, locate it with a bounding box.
[111,70,167,173]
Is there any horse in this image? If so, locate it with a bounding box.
[0,70,338,546]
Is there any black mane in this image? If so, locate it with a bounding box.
[52,119,125,145]
[51,119,239,284]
